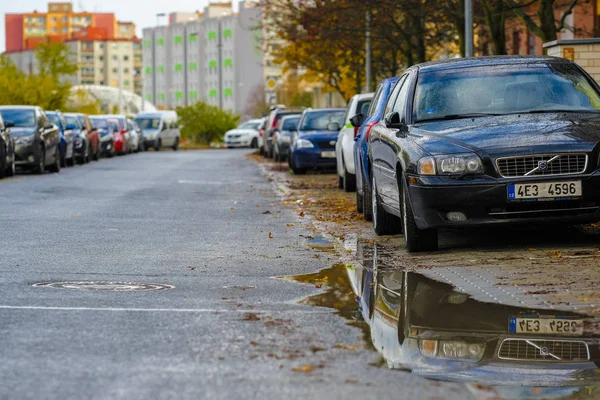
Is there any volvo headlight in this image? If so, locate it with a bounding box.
[418,154,484,176]
[419,340,485,362]
[145,133,155,140]
[280,135,291,143]
[296,138,314,149]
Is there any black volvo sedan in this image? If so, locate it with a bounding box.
[368,56,600,252]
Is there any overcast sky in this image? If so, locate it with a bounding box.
[1,0,240,53]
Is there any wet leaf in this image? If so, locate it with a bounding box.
[344,379,358,384]
[286,223,294,227]
[547,250,562,259]
[188,266,196,270]
[292,365,315,372]
[268,232,275,239]
[243,312,261,321]
[262,210,272,215]
[333,344,359,351]
[230,207,236,211]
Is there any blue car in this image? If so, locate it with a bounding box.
[288,108,345,175]
[353,77,400,220]
[47,111,76,167]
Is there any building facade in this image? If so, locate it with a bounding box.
[142,1,263,117]
[4,36,143,97]
[4,2,121,53]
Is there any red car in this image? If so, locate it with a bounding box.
[107,119,127,155]
[104,114,130,154]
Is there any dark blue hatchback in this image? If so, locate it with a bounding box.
[289,108,345,175]
[353,77,400,220]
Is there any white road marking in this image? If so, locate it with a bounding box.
[0,305,330,313]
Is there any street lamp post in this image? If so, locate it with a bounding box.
[465,0,474,57]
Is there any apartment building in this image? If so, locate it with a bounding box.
[4,2,119,53]
[142,1,263,116]
[4,33,143,96]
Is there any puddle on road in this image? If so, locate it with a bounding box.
[286,239,600,399]
[306,235,335,251]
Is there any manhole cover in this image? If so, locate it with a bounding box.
[32,281,174,292]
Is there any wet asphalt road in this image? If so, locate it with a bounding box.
[0,150,471,400]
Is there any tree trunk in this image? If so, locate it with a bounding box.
[484,0,507,55]
[537,0,558,42]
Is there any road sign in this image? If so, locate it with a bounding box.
[266,78,278,90]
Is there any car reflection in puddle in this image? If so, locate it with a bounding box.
[289,240,600,399]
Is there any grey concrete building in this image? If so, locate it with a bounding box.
[142,1,263,117]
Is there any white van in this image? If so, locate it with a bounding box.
[134,111,180,151]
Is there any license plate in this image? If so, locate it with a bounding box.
[509,318,584,336]
[507,180,581,200]
[321,151,336,158]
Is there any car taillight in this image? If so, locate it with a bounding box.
[259,129,263,137]
[365,122,377,141]
[354,126,359,138]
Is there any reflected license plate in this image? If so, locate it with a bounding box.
[509,318,584,336]
[507,180,582,200]
[321,151,336,158]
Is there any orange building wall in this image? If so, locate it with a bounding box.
[4,14,24,53]
[505,2,596,56]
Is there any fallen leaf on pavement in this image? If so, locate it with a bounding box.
[292,365,315,373]
[268,232,274,238]
[345,379,358,384]
[243,313,261,321]
[286,223,294,227]
[262,210,272,215]
[333,344,359,350]
[188,266,195,270]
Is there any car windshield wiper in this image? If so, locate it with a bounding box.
[415,113,501,123]
[508,109,599,115]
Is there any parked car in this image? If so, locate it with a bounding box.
[73,113,101,161]
[47,111,76,168]
[224,119,263,148]
[0,114,15,178]
[106,119,127,155]
[263,107,304,158]
[102,114,130,154]
[336,93,373,192]
[63,114,91,164]
[0,106,60,174]
[368,56,600,252]
[257,117,268,155]
[353,77,400,221]
[272,115,300,162]
[351,243,599,388]
[90,116,115,158]
[127,118,143,152]
[134,111,180,151]
[288,108,345,175]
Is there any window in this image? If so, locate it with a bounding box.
[124,80,130,86]
[384,76,406,116]
[112,68,117,73]
[62,27,68,33]
[52,28,57,33]
[99,43,105,49]
[99,56,104,61]
[51,17,56,22]
[368,85,384,116]
[124,68,129,73]
[112,55,118,60]
[123,55,129,61]
[392,74,412,122]
[413,63,600,122]
[62,17,68,23]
